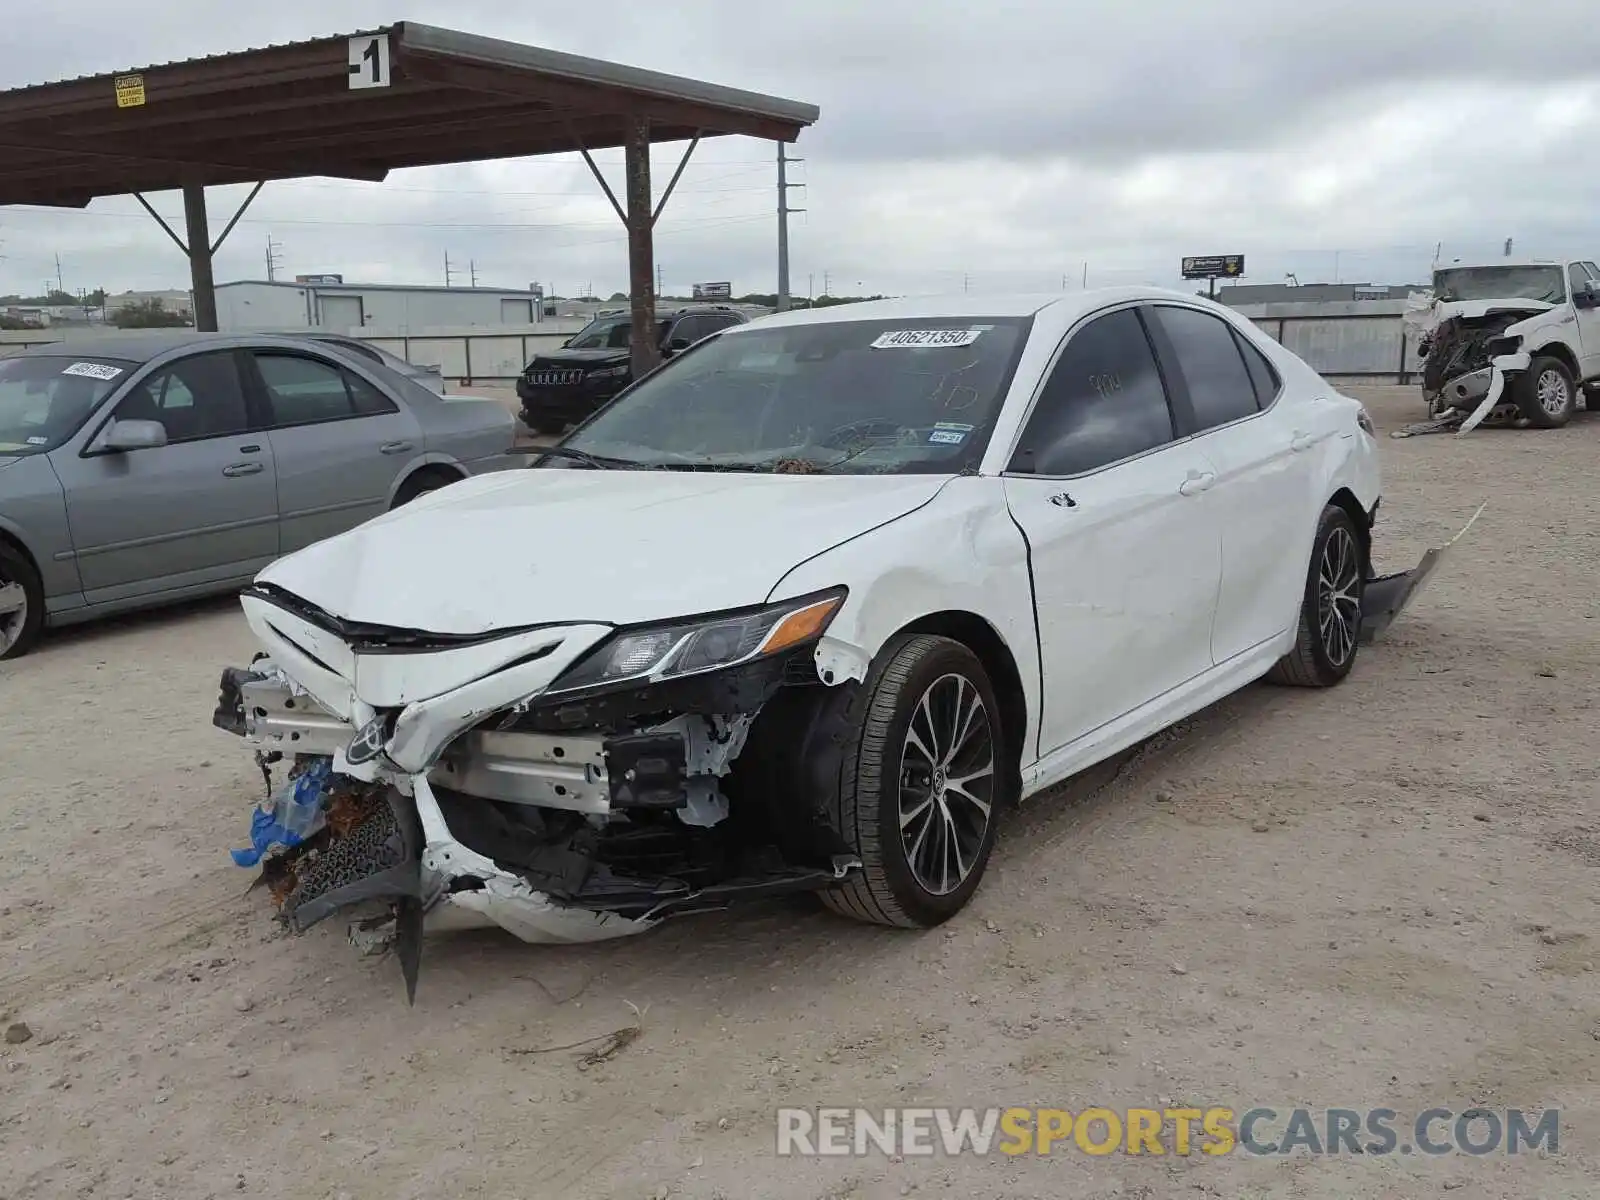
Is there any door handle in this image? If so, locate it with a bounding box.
[1290,431,1317,452]
[380,441,414,455]
[222,462,264,477]
[1178,470,1215,496]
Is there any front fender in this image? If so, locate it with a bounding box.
[765,476,1041,759]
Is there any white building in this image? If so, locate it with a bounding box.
[214,280,544,335]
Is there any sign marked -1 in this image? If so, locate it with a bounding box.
[348,35,392,90]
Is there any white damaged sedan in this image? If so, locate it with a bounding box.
[214,288,1448,998]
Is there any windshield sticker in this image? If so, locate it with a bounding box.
[870,328,983,350]
[929,422,974,445]
[61,361,123,381]
[26,436,49,446]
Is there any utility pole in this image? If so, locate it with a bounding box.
[807,273,814,306]
[265,236,283,282]
[444,252,458,286]
[962,273,970,293]
[822,270,831,298]
[54,253,64,297]
[1081,262,1088,288]
[1504,237,1514,257]
[656,263,663,299]
[469,259,478,287]
[776,142,805,312]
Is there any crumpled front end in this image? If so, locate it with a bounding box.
[213,584,864,1000]
[1404,297,1554,435]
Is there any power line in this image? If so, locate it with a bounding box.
[10,207,774,236]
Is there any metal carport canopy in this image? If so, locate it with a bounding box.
[0,21,819,374]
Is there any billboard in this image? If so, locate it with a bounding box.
[692,281,733,300]
[1180,255,1244,281]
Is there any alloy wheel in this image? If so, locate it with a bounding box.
[897,672,996,896]
[1536,368,1571,418]
[0,575,28,656]
[1317,526,1361,668]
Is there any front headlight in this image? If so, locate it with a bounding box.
[546,588,847,696]
[1355,405,1375,436]
[589,365,629,380]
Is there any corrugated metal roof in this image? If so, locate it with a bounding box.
[0,22,818,207]
[17,27,388,92]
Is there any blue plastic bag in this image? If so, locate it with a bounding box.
[231,757,332,867]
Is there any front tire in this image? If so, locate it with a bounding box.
[1516,356,1577,428]
[0,542,44,661]
[1266,505,1365,688]
[820,635,1006,928]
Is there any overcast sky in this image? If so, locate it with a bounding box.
[3,0,1599,300]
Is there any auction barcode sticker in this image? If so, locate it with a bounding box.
[870,328,983,349]
[61,362,124,381]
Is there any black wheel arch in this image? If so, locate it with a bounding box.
[729,608,1028,860]
[392,462,465,505]
[1327,487,1374,580]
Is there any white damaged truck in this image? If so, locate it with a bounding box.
[1406,259,1600,433]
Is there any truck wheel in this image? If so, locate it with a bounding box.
[0,542,45,661]
[1265,505,1364,688]
[820,635,1006,929]
[1516,356,1577,428]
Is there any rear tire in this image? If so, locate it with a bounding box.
[820,635,1007,928]
[391,468,460,509]
[1265,505,1364,688]
[1516,356,1577,428]
[0,541,45,661]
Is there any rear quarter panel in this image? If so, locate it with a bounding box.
[411,390,517,467]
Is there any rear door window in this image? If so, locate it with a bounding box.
[254,353,366,426]
[1150,305,1260,431]
[1009,308,1176,476]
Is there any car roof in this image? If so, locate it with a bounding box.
[12,330,236,361]
[740,286,1219,331]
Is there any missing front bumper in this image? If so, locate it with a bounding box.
[1359,500,1485,644]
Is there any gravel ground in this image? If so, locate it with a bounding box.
[1,385,1597,1200]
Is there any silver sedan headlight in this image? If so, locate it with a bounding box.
[546,588,846,696]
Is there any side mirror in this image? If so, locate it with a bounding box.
[560,337,574,348]
[101,419,168,452]
[665,336,692,353]
[1577,283,1600,309]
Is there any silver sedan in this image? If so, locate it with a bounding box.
[0,331,520,659]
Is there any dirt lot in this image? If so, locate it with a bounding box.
[2,385,1597,1200]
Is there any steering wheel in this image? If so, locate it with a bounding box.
[819,417,902,449]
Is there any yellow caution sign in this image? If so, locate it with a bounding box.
[115,74,146,109]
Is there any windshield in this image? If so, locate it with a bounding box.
[565,316,673,351]
[557,316,1033,474]
[1433,266,1566,305]
[0,355,132,455]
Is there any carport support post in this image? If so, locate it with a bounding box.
[183,183,218,332]
[624,116,660,379]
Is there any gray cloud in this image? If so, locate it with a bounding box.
[3,0,1598,301]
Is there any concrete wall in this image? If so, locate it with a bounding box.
[4,301,1430,384]
[1227,299,1425,382]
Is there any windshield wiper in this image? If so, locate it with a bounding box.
[529,446,636,470]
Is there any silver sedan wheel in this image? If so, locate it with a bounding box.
[1536,368,1572,418]
[1318,526,1361,667]
[897,673,996,896]
[0,577,28,655]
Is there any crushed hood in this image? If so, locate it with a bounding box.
[255,468,951,634]
[1404,291,1554,339]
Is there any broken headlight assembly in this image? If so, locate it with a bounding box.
[546,588,847,697]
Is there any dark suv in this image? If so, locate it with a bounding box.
[516,304,748,433]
